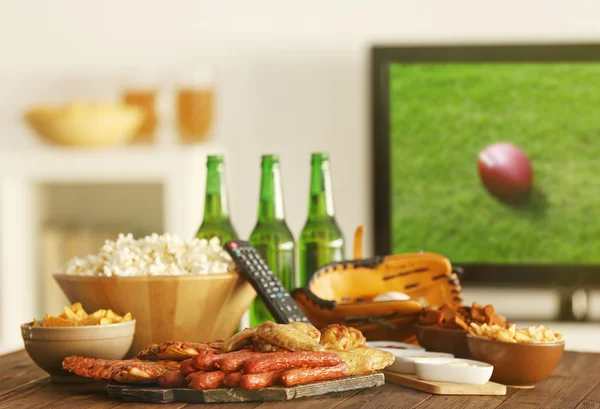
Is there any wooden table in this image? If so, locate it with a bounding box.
[1,350,599,408]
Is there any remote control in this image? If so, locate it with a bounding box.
[224,240,310,324]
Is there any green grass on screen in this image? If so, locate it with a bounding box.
[389,63,600,264]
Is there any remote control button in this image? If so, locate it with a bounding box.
[230,242,238,250]
[269,294,276,298]
[286,305,292,311]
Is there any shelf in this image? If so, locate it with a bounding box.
[0,143,225,182]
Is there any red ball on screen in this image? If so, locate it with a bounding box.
[477,143,533,203]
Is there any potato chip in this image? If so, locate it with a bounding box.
[469,322,563,344]
[70,302,84,313]
[100,317,113,325]
[80,315,100,326]
[514,330,531,343]
[75,309,88,320]
[63,306,79,321]
[35,302,132,327]
[81,309,106,325]
[469,322,482,336]
[497,331,517,343]
[44,315,78,327]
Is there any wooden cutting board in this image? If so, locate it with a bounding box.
[107,373,384,404]
[384,372,506,395]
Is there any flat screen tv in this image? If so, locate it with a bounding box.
[371,43,600,288]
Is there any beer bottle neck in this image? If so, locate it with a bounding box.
[258,158,285,223]
[307,156,336,221]
[203,159,231,222]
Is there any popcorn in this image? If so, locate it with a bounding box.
[66,233,235,276]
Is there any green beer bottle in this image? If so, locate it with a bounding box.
[196,155,238,243]
[299,153,345,287]
[249,155,295,326]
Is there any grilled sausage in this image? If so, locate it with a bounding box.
[218,352,268,373]
[185,371,205,384]
[188,370,225,390]
[158,371,187,388]
[240,370,285,390]
[280,363,348,387]
[223,371,242,388]
[191,353,223,371]
[244,351,341,374]
[191,348,252,371]
[180,359,196,376]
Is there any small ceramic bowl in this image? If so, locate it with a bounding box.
[467,334,565,387]
[21,320,135,383]
[414,357,494,385]
[390,351,455,374]
[416,324,471,359]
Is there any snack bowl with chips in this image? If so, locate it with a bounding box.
[416,302,512,359]
[466,324,565,387]
[21,303,135,383]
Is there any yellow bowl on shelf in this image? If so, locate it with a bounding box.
[53,273,256,355]
[24,102,144,147]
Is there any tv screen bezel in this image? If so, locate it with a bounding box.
[371,42,600,287]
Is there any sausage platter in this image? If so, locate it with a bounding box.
[107,372,384,403]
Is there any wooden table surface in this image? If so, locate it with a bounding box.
[1,350,599,409]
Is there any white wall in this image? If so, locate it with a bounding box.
[2,0,600,253]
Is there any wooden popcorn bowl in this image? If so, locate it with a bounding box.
[54,273,256,355]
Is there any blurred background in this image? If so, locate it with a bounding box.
[1,0,599,354]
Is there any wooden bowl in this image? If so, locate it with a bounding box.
[21,320,135,383]
[54,273,256,355]
[467,334,565,387]
[416,324,471,359]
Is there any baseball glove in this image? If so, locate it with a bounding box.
[292,226,463,343]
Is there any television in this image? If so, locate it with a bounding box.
[371,43,600,290]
